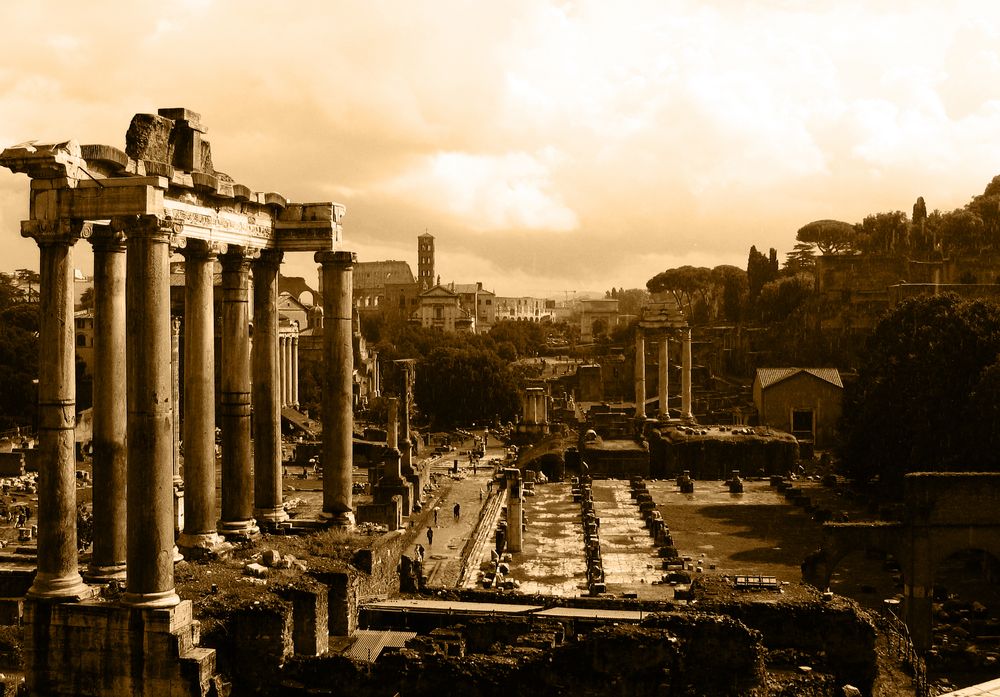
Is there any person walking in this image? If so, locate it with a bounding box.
[426,527,434,546]
[433,506,440,525]
[453,502,461,519]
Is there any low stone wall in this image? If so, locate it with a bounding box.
[650,428,798,479]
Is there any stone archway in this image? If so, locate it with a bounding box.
[803,473,1000,650]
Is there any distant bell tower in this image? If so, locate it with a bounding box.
[418,232,435,289]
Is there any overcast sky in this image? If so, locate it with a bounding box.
[2,1,1000,297]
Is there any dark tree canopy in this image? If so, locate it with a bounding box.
[0,273,39,431]
[414,347,520,427]
[795,219,857,255]
[838,294,1000,495]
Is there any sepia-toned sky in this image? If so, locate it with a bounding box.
[2,0,1000,297]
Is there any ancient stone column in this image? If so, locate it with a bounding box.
[171,315,184,553]
[171,317,182,487]
[315,250,356,525]
[398,362,413,472]
[292,336,299,407]
[178,240,224,556]
[23,219,90,600]
[635,331,646,419]
[286,335,294,407]
[121,215,180,608]
[277,336,285,407]
[252,250,288,526]
[219,247,258,538]
[681,328,693,419]
[85,226,128,582]
[387,397,399,450]
[658,337,669,420]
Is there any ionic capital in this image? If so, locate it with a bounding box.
[20,219,86,247]
[219,245,256,274]
[180,238,224,262]
[85,224,127,253]
[113,214,182,245]
[253,248,284,271]
[314,250,356,268]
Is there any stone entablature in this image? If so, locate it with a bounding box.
[2,108,344,254]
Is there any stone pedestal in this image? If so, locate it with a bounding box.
[219,247,258,538]
[25,599,217,697]
[316,251,356,526]
[24,220,91,601]
[85,226,128,583]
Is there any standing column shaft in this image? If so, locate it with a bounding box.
[171,318,182,485]
[658,337,669,420]
[178,241,223,554]
[681,328,693,419]
[285,336,292,404]
[219,248,258,537]
[122,215,179,608]
[387,397,399,451]
[316,250,356,524]
[635,331,646,419]
[24,220,89,600]
[252,251,288,525]
[292,336,299,407]
[278,337,286,407]
[86,227,127,582]
[399,362,413,471]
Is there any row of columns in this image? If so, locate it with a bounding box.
[25,215,357,608]
[634,328,693,421]
[279,333,299,408]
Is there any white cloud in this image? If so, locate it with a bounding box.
[384,150,579,233]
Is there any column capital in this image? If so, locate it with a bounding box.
[314,250,356,267]
[220,245,259,272]
[253,248,284,270]
[20,219,86,247]
[180,238,224,261]
[112,214,182,244]
[85,223,127,253]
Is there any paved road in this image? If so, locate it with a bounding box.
[416,437,506,586]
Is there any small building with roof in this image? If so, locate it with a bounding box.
[752,368,843,448]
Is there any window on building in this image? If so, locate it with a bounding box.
[435,307,443,319]
[77,335,86,347]
[792,409,814,438]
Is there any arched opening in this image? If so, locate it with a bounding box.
[827,547,903,612]
[926,548,1000,688]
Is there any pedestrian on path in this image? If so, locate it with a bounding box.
[426,527,434,546]
[453,502,461,519]
[434,506,439,525]
[479,488,484,502]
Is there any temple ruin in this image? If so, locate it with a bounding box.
[0,107,355,695]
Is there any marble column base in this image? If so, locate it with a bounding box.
[121,587,180,609]
[319,511,355,527]
[217,518,260,540]
[27,572,94,602]
[177,532,231,560]
[83,562,127,584]
[254,506,289,528]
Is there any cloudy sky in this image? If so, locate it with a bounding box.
[2,1,1000,297]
